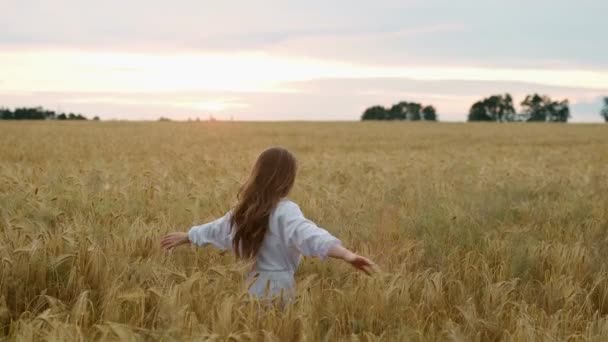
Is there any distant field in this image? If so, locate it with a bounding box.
[1,121,607,341]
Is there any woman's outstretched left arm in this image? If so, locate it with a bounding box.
[161,211,232,251]
[160,231,190,250]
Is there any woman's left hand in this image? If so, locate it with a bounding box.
[160,232,190,250]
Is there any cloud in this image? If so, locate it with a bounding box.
[1,0,606,121]
[2,49,607,96]
[285,78,605,98]
[1,0,606,70]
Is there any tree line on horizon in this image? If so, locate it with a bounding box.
[0,107,98,121]
[363,94,608,123]
[2,96,607,122]
[468,93,569,122]
[361,101,438,121]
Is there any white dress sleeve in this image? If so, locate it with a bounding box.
[279,202,341,259]
[187,211,232,251]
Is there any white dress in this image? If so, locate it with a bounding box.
[187,199,341,299]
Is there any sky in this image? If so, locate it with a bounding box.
[1,0,607,121]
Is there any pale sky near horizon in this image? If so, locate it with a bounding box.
[1,0,607,121]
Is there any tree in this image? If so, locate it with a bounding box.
[406,103,422,121]
[93,116,100,121]
[468,94,515,122]
[521,94,546,121]
[361,106,388,120]
[362,101,437,121]
[468,102,493,121]
[601,97,608,122]
[388,102,407,120]
[548,99,569,122]
[16,107,53,119]
[0,107,13,119]
[0,106,88,120]
[422,106,437,121]
[13,107,48,120]
[44,109,56,120]
[520,94,570,122]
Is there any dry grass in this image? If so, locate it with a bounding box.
[1,121,607,341]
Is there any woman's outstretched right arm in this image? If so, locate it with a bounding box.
[280,201,375,274]
[326,244,374,275]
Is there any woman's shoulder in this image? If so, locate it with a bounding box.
[271,199,305,233]
[275,198,301,215]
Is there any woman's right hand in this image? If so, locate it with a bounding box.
[343,252,375,275]
[328,245,375,275]
[160,232,190,250]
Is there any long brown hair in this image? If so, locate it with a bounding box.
[231,147,297,259]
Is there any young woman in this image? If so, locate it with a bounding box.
[160,147,374,300]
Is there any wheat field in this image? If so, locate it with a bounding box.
[0,121,607,341]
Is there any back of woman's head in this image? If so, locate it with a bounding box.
[231,147,297,259]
